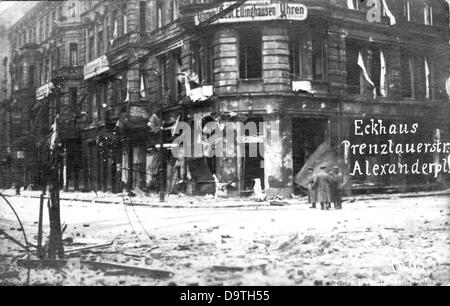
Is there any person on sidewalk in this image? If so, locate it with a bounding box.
[313,165,332,211]
[307,168,317,209]
[330,166,343,210]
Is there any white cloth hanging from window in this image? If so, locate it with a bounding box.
[425,59,431,99]
[380,50,387,97]
[446,76,450,99]
[110,20,118,45]
[140,73,146,98]
[381,0,397,26]
[347,0,355,10]
[124,81,129,102]
[358,52,377,98]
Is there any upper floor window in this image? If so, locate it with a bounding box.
[45,16,49,39]
[170,0,178,22]
[346,40,387,97]
[239,28,262,80]
[39,20,43,42]
[289,33,327,81]
[139,1,146,32]
[192,38,214,84]
[39,62,44,85]
[122,4,128,35]
[111,10,118,39]
[45,59,50,82]
[29,65,35,87]
[157,1,163,28]
[88,36,95,61]
[404,0,411,22]
[69,43,78,66]
[312,36,326,81]
[401,50,431,100]
[69,2,77,18]
[97,30,104,55]
[424,3,433,25]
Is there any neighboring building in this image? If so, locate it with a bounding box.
[0,1,37,188]
[4,0,450,196]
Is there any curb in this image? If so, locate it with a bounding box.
[2,190,449,209]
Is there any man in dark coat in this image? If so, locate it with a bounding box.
[330,166,343,210]
[307,168,317,209]
[313,166,332,210]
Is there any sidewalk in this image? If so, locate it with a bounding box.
[1,188,449,209]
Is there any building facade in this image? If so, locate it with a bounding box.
[3,0,450,196]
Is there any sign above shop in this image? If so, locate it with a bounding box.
[84,55,110,80]
[195,1,308,25]
[36,82,54,101]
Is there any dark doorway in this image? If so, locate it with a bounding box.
[292,118,329,193]
[242,117,265,192]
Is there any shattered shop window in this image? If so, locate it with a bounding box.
[238,28,262,80]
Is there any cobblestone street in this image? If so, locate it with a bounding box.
[1,193,449,286]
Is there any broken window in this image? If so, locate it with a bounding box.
[239,28,262,80]
[401,49,428,100]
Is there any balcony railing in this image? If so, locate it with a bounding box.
[110,31,149,50]
[53,66,84,80]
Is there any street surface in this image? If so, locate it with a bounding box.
[0,193,449,286]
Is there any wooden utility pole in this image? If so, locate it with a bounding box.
[47,115,64,259]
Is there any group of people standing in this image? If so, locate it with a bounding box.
[307,166,343,210]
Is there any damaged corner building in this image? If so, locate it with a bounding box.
[1,0,450,198]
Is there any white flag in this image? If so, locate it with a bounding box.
[381,0,396,26]
[347,0,355,10]
[446,76,450,99]
[358,52,377,98]
[110,20,118,45]
[425,59,430,99]
[125,82,129,102]
[140,74,146,98]
[380,50,387,97]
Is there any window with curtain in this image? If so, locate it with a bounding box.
[69,43,78,66]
